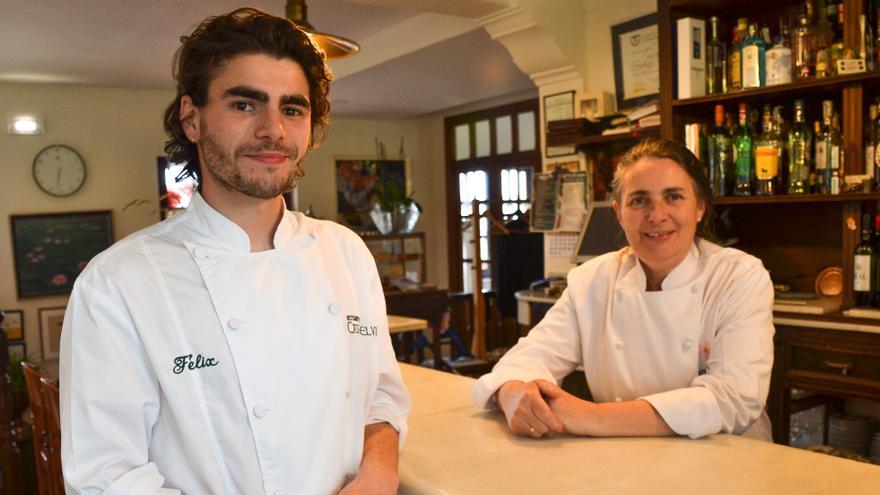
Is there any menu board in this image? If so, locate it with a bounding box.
[530,173,559,231]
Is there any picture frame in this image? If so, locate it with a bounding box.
[10,210,113,298]
[611,13,660,110]
[7,342,27,363]
[156,156,196,220]
[335,159,406,231]
[543,91,577,158]
[39,307,66,361]
[0,310,24,342]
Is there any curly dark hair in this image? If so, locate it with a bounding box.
[162,7,332,183]
[612,138,716,241]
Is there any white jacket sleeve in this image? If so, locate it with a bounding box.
[61,277,179,494]
[472,286,583,408]
[641,258,775,438]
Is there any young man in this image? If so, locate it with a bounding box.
[60,8,409,494]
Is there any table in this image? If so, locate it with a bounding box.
[388,315,429,334]
[397,364,880,494]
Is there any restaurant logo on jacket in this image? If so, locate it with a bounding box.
[346,314,378,337]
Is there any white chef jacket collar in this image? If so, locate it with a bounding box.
[187,191,311,252]
[622,241,702,291]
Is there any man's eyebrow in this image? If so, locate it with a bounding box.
[222,86,268,102]
[281,94,310,109]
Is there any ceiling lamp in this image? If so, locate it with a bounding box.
[285,0,360,60]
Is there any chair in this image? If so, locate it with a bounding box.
[385,289,450,370]
[22,363,50,495]
[40,378,63,495]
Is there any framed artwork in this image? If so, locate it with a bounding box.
[7,342,27,363]
[544,91,577,158]
[157,156,196,220]
[335,159,405,231]
[39,307,66,361]
[0,310,24,341]
[10,210,113,298]
[611,13,660,110]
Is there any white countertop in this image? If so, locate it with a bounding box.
[398,364,880,494]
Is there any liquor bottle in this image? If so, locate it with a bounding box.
[862,13,876,72]
[766,20,793,86]
[829,2,845,76]
[829,111,842,195]
[741,23,766,89]
[815,0,834,78]
[812,120,822,192]
[707,16,727,94]
[773,106,788,188]
[755,105,782,195]
[733,103,754,195]
[855,213,877,307]
[866,104,877,180]
[728,18,748,91]
[708,104,733,196]
[787,100,812,194]
[792,5,817,79]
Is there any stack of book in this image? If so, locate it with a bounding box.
[601,99,659,136]
[547,114,628,141]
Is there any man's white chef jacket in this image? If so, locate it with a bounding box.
[60,192,410,494]
[473,240,774,439]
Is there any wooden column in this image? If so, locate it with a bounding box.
[470,200,486,360]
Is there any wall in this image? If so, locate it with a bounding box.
[0,82,174,376]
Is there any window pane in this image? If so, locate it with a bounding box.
[458,172,471,202]
[502,203,518,215]
[495,115,513,154]
[508,168,518,200]
[517,111,536,151]
[520,202,531,212]
[475,120,491,158]
[461,203,472,217]
[501,169,510,201]
[519,170,529,200]
[482,262,492,291]
[480,236,489,261]
[455,124,470,160]
[470,171,488,202]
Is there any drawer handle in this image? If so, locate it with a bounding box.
[823,360,855,376]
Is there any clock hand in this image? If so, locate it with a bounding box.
[56,167,62,187]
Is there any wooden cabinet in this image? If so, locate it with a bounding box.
[360,232,427,287]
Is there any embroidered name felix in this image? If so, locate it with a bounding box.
[346,314,378,336]
[173,353,219,374]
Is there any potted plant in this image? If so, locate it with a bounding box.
[370,180,422,234]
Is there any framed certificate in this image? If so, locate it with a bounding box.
[543,91,577,158]
[611,13,659,110]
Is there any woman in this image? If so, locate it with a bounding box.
[472,139,774,441]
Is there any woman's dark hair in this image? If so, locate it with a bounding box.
[611,138,716,241]
[162,7,332,183]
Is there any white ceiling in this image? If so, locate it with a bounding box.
[0,0,536,119]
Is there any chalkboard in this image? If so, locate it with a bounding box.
[530,173,559,231]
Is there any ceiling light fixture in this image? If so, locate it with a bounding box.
[7,115,45,135]
[285,0,360,60]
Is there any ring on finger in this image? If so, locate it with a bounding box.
[529,426,536,435]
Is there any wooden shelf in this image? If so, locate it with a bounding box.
[546,125,659,148]
[713,192,880,206]
[672,71,880,109]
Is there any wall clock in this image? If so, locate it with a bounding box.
[32,144,87,197]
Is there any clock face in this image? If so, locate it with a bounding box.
[32,144,87,197]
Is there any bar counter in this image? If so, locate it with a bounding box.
[397,364,880,494]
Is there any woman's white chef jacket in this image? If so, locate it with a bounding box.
[473,239,774,439]
[60,192,410,495]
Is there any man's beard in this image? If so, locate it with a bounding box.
[199,129,305,200]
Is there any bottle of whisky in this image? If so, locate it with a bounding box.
[707,16,727,94]
[812,120,822,193]
[815,0,834,78]
[787,100,812,194]
[792,4,817,79]
[755,105,781,195]
[766,19,792,86]
[741,23,766,89]
[829,112,842,194]
[728,19,748,91]
[708,104,733,196]
[866,104,878,180]
[855,213,877,307]
[733,103,754,195]
[815,104,831,194]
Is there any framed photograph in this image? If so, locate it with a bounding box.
[611,13,660,110]
[336,159,406,231]
[10,210,113,298]
[1,310,24,341]
[544,91,577,158]
[39,307,66,361]
[156,156,196,220]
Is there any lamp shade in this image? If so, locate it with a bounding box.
[285,0,360,60]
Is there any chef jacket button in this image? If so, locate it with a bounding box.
[192,247,209,259]
[328,303,341,315]
[614,340,624,350]
[691,284,701,294]
[227,318,243,331]
[682,339,693,351]
[346,388,352,399]
[253,405,269,418]
[614,397,623,403]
